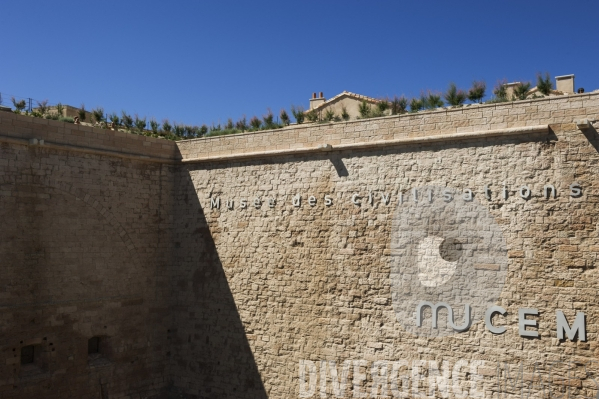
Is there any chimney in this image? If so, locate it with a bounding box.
[504,82,521,101]
[555,74,575,94]
[310,91,326,110]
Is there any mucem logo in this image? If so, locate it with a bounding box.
[297,185,591,398]
[390,185,508,337]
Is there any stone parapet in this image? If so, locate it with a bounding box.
[0,112,181,162]
[177,92,599,161]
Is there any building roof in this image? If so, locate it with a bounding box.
[525,87,565,97]
[309,91,380,112]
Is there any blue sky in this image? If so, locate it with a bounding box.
[2,0,597,126]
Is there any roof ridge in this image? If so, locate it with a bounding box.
[309,91,380,112]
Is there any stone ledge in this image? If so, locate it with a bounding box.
[0,113,180,161]
[181,124,549,164]
[0,133,180,163]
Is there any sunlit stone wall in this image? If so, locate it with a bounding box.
[179,93,599,398]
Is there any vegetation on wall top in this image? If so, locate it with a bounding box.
[1,71,571,141]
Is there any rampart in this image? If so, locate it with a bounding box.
[0,91,598,398]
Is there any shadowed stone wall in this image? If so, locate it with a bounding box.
[0,117,178,398]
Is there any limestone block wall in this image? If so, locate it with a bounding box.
[179,92,599,398]
[0,113,179,398]
[0,92,598,399]
[178,93,598,160]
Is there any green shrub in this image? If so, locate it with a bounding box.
[185,125,196,138]
[199,125,208,136]
[358,101,371,118]
[235,117,247,131]
[492,80,508,102]
[250,116,261,129]
[306,109,319,122]
[92,107,104,124]
[291,105,305,124]
[11,97,26,113]
[173,123,185,137]
[341,105,350,121]
[150,118,159,133]
[280,109,290,126]
[36,99,49,116]
[536,72,552,95]
[134,114,147,131]
[78,104,86,121]
[409,98,423,113]
[45,114,59,120]
[59,116,74,123]
[377,99,390,113]
[513,82,531,100]
[109,112,120,127]
[121,111,133,130]
[324,109,335,122]
[56,103,65,117]
[467,81,486,103]
[370,107,385,118]
[424,92,443,110]
[263,109,275,129]
[225,118,234,130]
[391,96,408,115]
[205,128,240,137]
[444,83,467,107]
[162,119,172,133]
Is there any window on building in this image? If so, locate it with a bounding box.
[21,345,35,365]
[88,337,100,355]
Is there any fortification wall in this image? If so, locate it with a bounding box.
[0,92,598,399]
[178,92,599,398]
[0,113,179,398]
[177,94,597,160]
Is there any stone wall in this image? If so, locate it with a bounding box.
[0,91,598,398]
[177,93,598,160]
[180,92,599,398]
[0,113,179,398]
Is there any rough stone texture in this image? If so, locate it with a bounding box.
[0,117,177,398]
[181,93,599,398]
[0,92,598,398]
[177,93,599,160]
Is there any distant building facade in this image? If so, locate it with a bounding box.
[307,91,382,120]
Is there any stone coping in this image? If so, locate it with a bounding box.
[0,133,179,164]
[1,91,597,164]
[181,125,549,164]
[0,112,180,162]
[177,91,599,163]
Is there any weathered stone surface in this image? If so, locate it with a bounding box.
[0,92,598,398]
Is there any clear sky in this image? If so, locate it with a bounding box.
[2,0,597,126]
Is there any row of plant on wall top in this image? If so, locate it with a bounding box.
[4,94,295,141]
[206,73,556,130]
[353,73,554,120]
[1,73,558,141]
